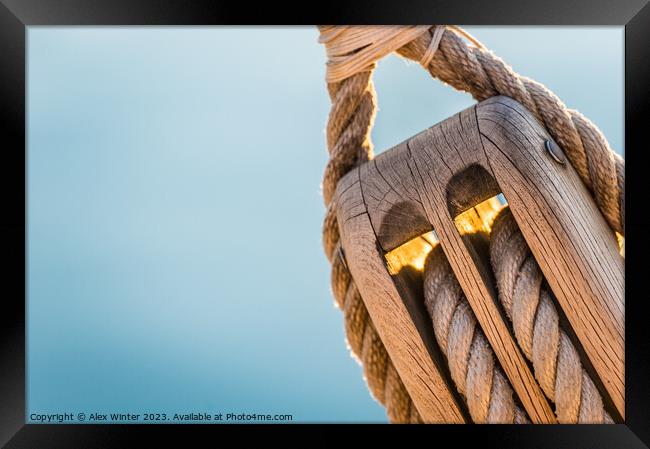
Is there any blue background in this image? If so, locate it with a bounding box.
[27,27,623,423]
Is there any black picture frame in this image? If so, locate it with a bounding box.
[1,1,648,447]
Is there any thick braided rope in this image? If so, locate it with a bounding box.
[324,72,422,423]
[333,262,422,423]
[490,207,614,423]
[424,244,529,424]
[319,26,624,422]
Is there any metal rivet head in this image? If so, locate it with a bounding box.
[544,139,565,165]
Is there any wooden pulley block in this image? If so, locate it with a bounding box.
[334,96,624,424]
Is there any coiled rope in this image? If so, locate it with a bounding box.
[318,25,625,423]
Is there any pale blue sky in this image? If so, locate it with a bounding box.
[27,26,623,423]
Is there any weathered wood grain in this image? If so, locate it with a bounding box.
[373,106,555,423]
[335,168,466,423]
[476,96,625,418]
[335,95,623,423]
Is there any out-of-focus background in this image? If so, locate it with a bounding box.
[27,26,623,423]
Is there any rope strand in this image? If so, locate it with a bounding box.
[490,208,613,423]
[424,244,529,424]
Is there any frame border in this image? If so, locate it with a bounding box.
[1,1,648,446]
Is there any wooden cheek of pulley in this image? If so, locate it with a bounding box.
[334,96,624,424]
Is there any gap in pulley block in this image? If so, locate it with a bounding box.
[452,193,620,423]
[452,195,543,404]
[382,195,510,423]
[384,231,471,422]
[450,195,543,415]
[383,193,561,422]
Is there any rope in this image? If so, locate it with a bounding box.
[489,208,614,423]
[318,25,625,423]
[423,244,529,424]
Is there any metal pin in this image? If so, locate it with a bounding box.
[544,139,565,165]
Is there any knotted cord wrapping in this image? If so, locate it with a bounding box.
[319,25,624,423]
